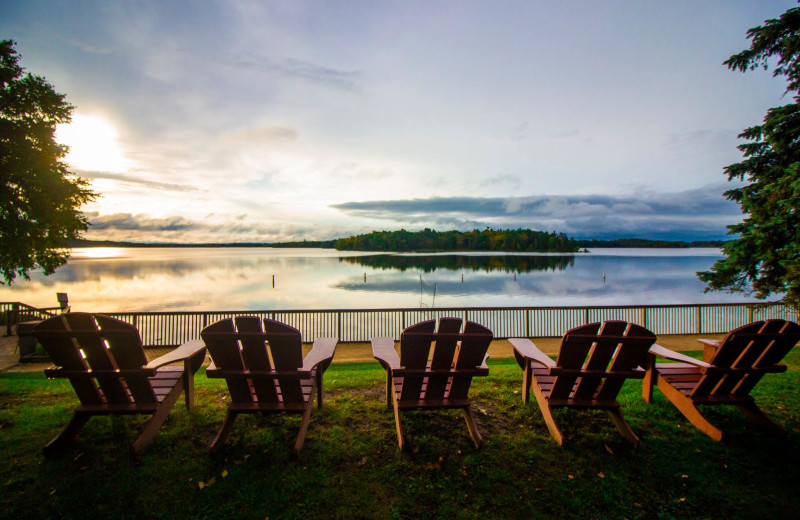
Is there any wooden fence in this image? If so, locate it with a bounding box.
[4,301,796,348]
[1,302,791,347]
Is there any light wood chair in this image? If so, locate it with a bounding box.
[510,321,656,446]
[372,317,493,449]
[643,319,800,440]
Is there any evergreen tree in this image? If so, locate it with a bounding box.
[0,40,95,284]
[698,7,800,307]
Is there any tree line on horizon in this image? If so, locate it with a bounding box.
[333,228,579,252]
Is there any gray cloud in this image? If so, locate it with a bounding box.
[222,53,361,91]
[75,170,197,192]
[330,184,742,241]
[87,213,198,232]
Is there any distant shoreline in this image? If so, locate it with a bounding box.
[68,237,727,250]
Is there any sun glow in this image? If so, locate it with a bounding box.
[56,114,132,173]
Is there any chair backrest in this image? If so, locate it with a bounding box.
[696,319,800,397]
[33,313,155,406]
[397,317,493,402]
[201,317,306,405]
[550,321,656,402]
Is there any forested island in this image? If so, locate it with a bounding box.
[333,228,578,252]
[69,230,727,251]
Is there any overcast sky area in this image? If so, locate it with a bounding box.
[3,1,797,243]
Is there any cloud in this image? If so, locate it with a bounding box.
[87,213,198,232]
[82,212,351,243]
[75,170,197,192]
[221,52,361,91]
[330,184,743,241]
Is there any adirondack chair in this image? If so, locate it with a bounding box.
[372,317,493,449]
[509,321,656,446]
[642,319,800,440]
[33,313,207,455]
[200,317,337,454]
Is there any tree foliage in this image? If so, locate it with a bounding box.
[335,228,578,253]
[698,7,800,307]
[0,40,95,284]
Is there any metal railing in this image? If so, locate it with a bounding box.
[3,301,796,348]
[2,303,65,336]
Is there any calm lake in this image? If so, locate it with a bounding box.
[0,247,760,313]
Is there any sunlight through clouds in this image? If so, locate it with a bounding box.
[56,114,133,173]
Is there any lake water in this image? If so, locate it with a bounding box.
[0,247,759,312]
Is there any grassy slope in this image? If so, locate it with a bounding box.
[1,351,798,520]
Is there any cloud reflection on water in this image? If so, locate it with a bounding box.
[0,248,758,312]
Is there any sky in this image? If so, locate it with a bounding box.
[3,0,797,243]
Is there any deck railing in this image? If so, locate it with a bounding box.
[3,301,796,348]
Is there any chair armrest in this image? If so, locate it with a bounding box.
[301,337,338,371]
[697,339,721,348]
[508,338,556,368]
[649,344,711,368]
[145,339,207,370]
[372,337,400,370]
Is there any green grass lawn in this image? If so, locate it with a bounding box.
[1,351,799,519]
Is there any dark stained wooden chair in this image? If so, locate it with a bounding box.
[510,321,656,446]
[200,317,337,455]
[642,319,800,440]
[33,313,207,455]
[372,317,493,450]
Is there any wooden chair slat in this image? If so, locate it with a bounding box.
[95,315,156,404]
[549,323,601,400]
[425,317,462,400]
[201,319,253,403]
[235,317,279,404]
[264,319,304,404]
[64,314,131,405]
[448,321,492,399]
[399,320,436,402]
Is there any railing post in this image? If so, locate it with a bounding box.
[748,305,754,324]
[696,306,702,334]
[640,307,647,328]
[525,309,530,338]
[337,311,342,342]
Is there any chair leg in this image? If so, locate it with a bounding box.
[531,380,563,445]
[316,369,324,408]
[522,362,532,404]
[133,383,183,454]
[43,412,92,456]
[295,391,316,455]
[462,407,483,449]
[393,399,405,450]
[386,373,393,409]
[642,355,655,403]
[182,368,194,410]
[736,402,787,436]
[656,376,722,441]
[210,410,239,454]
[606,408,640,447]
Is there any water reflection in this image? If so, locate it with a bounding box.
[0,247,759,312]
[340,253,574,273]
